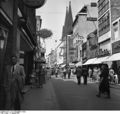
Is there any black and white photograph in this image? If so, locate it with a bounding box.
[1,0,120,112]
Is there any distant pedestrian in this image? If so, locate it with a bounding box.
[88,67,93,82]
[88,67,92,78]
[55,68,58,78]
[3,55,25,110]
[68,67,71,79]
[75,66,82,85]
[63,68,66,79]
[92,66,98,81]
[82,66,88,85]
[47,67,51,79]
[96,64,111,98]
[36,65,45,88]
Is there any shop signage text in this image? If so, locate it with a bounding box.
[95,49,110,57]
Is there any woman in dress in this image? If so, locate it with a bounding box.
[96,64,111,98]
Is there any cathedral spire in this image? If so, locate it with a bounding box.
[62,6,69,40]
[67,1,73,34]
[62,1,73,40]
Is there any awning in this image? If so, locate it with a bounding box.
[83,58,97,65]
[105,53,120,62]
[75,61,82,66]
[93,56,110,64]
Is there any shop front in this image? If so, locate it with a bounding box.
[94,48,111,64]
[93,37,112,67]
[106,40,120,83]
[105,40,120,63]
[20,27,35,84]
[84,30,99,65]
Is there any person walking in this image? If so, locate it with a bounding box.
[37,65,46,88]
[68,67,71,79]
[92,66,98,81]
[3,55,25,110]
[96,64,111,98]
[63,68,66,79]
[82,66,88,85]
[55,68,58,78]
[75,66,82,85]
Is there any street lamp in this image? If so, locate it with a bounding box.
[0,36,5,50]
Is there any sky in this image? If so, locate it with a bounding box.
[36,0,98,55]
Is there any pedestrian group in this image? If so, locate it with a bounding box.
[3,55,119,110]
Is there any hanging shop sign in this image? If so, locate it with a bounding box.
[112,40,120,54]
[87,17,97,21]
[91,2,97,7]
[23,0,46,9]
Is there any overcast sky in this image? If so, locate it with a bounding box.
[36,0,98,55]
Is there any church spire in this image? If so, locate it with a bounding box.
[62,1,73,40]
[67,1,73,34]
[62,6,69,40]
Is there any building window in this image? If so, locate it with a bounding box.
[113,22,119,42]
[98,11,110,36]
[80,50,82,57]
[41,53,44,57]
[98,0,109,17]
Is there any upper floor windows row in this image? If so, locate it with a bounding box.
[98,11,110,36]
[98,0,109,17]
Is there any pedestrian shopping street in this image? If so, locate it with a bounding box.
[21,75,120,110]
[2,0,120,111]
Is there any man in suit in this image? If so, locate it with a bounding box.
[3,55,25,110]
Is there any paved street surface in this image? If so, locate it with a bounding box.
[21,75,120,110]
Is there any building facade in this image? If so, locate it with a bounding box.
[110,0,120,77]
[35,16,46,69]
[87,30,99,59]
[98,0,111,59]
[0,0,37,84]
[61,1,74,65]
[47,50,56,68]
[55,42,64,65]
[0,0,45,109]
[72,2,98,64]
[97,0,120,67]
